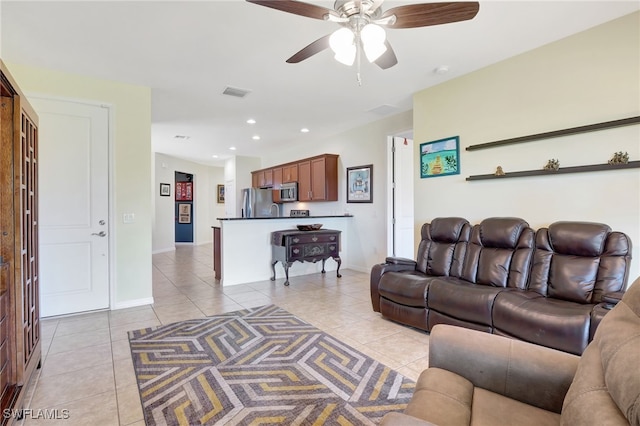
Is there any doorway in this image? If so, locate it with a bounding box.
[387,134,415,258]
[31,96,111,317]
[175,171,194,243]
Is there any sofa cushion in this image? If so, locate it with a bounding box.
[529,222,631,304]
[548,221,610,257]
[493,290,593,355]
[379,271,431,307]
[471,388,560,426]
[379,298,429,331]
[428,278,505,326]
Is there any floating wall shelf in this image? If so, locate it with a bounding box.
[466,161,640,181]
[466,116,640,151]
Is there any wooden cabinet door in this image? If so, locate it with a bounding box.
[283,164,298,183]
[298,160,311,201]
[263,169,273,187]
[251,172,259,188]
[310,157,327,200]
[272,167,283,189]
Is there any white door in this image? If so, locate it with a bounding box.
[392,136,415,258]
[31,97,110,317]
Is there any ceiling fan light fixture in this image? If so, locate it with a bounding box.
[330,27,356,66]
[361,23,387,62]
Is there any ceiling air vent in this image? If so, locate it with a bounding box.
[222,86,251,98]
[367,104,399,116]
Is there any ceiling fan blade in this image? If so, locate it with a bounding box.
[246,0,335,20]
[286,34,331,63]
[382,2,479,29]
[374,40,398,70]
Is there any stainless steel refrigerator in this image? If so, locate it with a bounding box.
[241,187,281,218]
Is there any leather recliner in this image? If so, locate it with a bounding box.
[492,221,631,354]
[370,217,471,330]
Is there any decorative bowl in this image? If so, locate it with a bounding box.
[297,224,323,231]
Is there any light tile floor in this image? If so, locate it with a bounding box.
[18,244,429,425]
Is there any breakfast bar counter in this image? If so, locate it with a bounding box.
[214,215,352,286]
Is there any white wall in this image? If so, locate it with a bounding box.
[153,153,225,253]
[413,12,640,283]
[7,62,154,307]
[261,110,413,272]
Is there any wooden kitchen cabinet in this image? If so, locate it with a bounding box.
[297,154,338,202]
[252,169,274,188]
[272,167,283,189]
[0,60,42,425]
[282,164,298,183]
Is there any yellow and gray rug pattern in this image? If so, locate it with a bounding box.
[128,304,415,425]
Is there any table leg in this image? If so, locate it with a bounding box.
[270,261,278,281]
[321,258,326,274]
[284,262,292,286]
[334,256,342,278]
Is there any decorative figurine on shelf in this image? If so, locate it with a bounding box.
[494,166,506,176]
[544,159,560,171]
[608,151,629,165]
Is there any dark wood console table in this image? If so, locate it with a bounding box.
[270,229,342,286]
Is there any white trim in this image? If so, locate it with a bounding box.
[175,242,194,246]
[112,297,154,311]
[386,135,394,257]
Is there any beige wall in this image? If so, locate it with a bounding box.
[6,62,153,308]
[413,12,640,282]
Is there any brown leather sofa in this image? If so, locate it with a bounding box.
[380,277,640,426]
[370,217,632,354]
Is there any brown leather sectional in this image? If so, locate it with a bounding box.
[370,217,632,355]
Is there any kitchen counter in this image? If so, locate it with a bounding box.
[212,215,352,286]
[217,215,353,221]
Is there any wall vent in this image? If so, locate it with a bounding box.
[222,86,251,98]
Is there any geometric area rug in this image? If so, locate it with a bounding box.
[128,304,416,425]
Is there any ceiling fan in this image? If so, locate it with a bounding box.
[246,0,479,80]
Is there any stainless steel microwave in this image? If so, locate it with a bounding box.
[274,182,298,203]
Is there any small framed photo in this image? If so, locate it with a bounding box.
[159,183,171,196]
[346,164,373,203]
[178,203,191,224]
[420,136,460,178]
[217,184,225,203]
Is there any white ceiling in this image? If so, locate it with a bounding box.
[2,1,638,167]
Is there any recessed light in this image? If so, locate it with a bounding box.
[211,155,218,158]
[229,146,236,151]
[246,119,256,124]
[434,65,450,75]
[300,128,310,133]
[252,135,261,140]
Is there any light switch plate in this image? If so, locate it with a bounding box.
[123,213,135,224]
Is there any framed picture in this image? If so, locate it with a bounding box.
[176,182,193,201]
[178,203,191,224]
[217,184,225,203]
[420,136,460,178]
[159,183,171,196]
[346,164,373,203]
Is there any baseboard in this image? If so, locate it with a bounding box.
[197,240,213,246]
[175,242,194,246]
[152,247,176,254]
[347,264,370,273]
[112,297,154,310]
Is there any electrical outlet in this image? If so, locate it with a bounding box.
[123,213,135,224]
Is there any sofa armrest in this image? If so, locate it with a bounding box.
[384,256,418,267]
[429,324,580,414]
[381,412,437,426]
[370,260,417,312]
